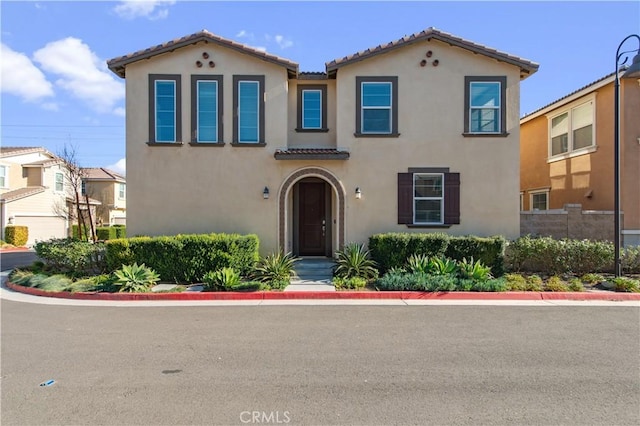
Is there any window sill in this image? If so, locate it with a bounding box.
[353,133,400,138]
[462,132,509,138]
[189,142,225,147]
[146,142,184,146]
[230,142,267,148]
[406,224,452,229]
[547,145,597,163]
[295,128,330,133]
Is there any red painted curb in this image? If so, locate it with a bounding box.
[6,281,640,301]
[0,247,30,253]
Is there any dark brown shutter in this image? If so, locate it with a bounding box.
[444,172,460,225]
[398,173,413,224]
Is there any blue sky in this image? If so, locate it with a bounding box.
[2,1,639,174]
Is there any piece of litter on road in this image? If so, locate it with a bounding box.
[39,380,55,387]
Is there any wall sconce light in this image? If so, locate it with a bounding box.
[355,187,362,199]
[263,187,270,199]
[8,216,14,225]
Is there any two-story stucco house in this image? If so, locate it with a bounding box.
[107,28,538,256]
[82,168,127,226]
[520,71,640,245]
[0,147,70,245]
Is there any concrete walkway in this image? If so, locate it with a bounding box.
[286,257,336,292]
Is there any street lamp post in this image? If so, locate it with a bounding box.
[614,34,640,277]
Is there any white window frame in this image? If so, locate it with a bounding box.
[0,165,7,188]
[197,80,218,143]
[301,89,322,130]
[413,173,444,225]
[520,192,524,211]
[238,80,260,143]
[81,180,86,196]
[361,81,392,134]
[54,172,64,193]
[547,96,596,161]
[155,79,177,143]
[529,189,549,211]
[469,81,501,134]
[118,183,126,200]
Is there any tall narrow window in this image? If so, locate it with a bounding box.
[551,113,569,155]
[233,75,265,145]
[119,183,126,199]
[81,180,86,195]
[191,75,223,144]
[355,76,398,137]
[464,76,506,135]
[302,90,322,129]
[0,165,6,188]
[149,74,181,143]
[55,172,64,192]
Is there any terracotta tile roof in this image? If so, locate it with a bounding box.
[299,71,328,80]
[0,146,48,157]
[0,186,46,202]
[325,27,539,79]
[82,167,126,182]
[274,148,349,160]
[107,30,299,78]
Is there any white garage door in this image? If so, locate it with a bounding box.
[14,216,67,245]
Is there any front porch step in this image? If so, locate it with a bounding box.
[292,258,335,280]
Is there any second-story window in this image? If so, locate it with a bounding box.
[549,100,594,158]
[0,165,7,188]
[233,75,265,145]
[119,183,126,199]
[355,76,398,137]
[55,172,64,192]
[463,76,507,136]
[149,74,182,143]
[191,75,223,144]
[81,180,86,195]
[296,84,328,132]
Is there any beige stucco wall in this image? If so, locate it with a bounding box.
[520,78,640,238]
[124,38,525,254]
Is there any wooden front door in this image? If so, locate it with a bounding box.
[298,182,326,256]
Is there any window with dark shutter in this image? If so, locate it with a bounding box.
[397,173,413,224]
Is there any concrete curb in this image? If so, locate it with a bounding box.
[6,280,640,302]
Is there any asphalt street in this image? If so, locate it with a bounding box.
[1,301,639,425]
[0,250,38,271]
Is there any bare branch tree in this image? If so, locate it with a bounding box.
[57,145,95,242]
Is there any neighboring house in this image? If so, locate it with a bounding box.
[82,168,127,226]
[0,147,70,245]
[520,71,640,245]
[107,28,538,256]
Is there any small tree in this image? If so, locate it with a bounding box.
[57,145,95,242]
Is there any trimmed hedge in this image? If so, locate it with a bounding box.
[4,225,28,246]
[113,225,126,239]
[105,233,260,283]
[71,224,90,240]
[96,227,117,241]
[369,233,506,275]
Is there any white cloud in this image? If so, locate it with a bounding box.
[33,37,124,115]
[41,102,60,111]
[274,35,293,49]
[114,0,176,20]
[113,107,126,117]
[107,158,126,176]
[236,30,251,38]
[0,43,54,102]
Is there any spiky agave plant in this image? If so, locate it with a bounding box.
[113,263,160,292]
[334,243,378,279]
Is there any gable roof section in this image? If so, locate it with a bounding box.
[1,146,50,158]
[520,71,617,123]
[107,30,299,78]
[325,27,539,79]
[83,167,126,182]
[0,186,46,203]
